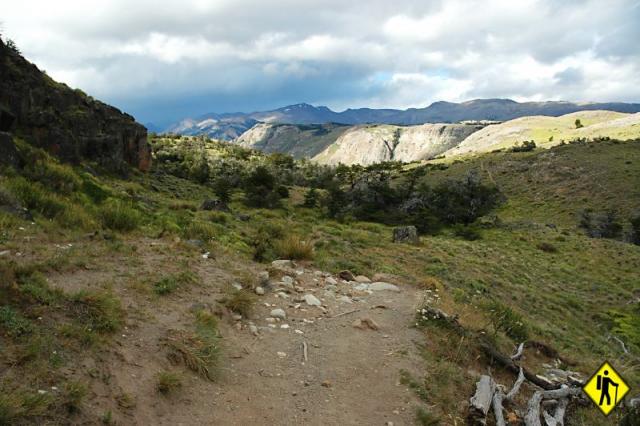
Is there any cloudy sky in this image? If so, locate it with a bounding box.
[3,0,640,126]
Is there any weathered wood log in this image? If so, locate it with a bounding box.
[506,367,526,401]
[511,342,525,361]
[524,387,581,426]
[479,342,557,390]
[469,375,496,425]
[492,387,506,426]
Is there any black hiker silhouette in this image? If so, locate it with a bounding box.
[597,370,619,406]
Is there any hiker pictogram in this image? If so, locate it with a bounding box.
[583,361,630,416]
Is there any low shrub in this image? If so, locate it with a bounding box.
[274,235,314,260]
[485,301,529,342]
[221,287,256,317]
[156,371,182,395]
[153,271,200,295]
[99,199,141,232]
[69,290,123,333]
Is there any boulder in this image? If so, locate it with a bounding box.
[338,270,356,281]
[392,226,419,244]
[303,294,322,307]
[270,308,286,319]
[354,275,371,283]
[369,282,400,292]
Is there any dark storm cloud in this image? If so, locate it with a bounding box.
[3,0,639,126]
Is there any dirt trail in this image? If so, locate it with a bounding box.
[49,241,429,425]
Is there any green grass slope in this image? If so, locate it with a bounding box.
[446,110,640,156]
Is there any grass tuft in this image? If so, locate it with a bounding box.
[156,371,182,395]
[274,235,314,260]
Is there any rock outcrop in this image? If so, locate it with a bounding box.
[236,122,351,159]
[0,38,151,171]
[313,123,482,165]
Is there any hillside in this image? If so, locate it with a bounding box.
[236,122,351,159]
[312,123,482,165]
[167,99,640,141]
[444,110,640,156]
[0,39,151,172]
[2,129,640,424]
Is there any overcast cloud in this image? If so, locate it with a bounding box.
[2,0,639,126]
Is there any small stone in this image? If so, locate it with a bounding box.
[352,318,379,331]
[277,351,287,358]
[369,282,400,292]
[280,324,290,329]
[354,275,371,283]
[339,270,355,281]
[325,277,337,285]
[0,250,10,257]
[265,317,276,323]
[282,276,294,286]
[249,325,259,336]
[255,286,265,295]
[231,314,242,321]
[338,296,353,304]
[258,271,269,284]
[295,329,304,334]
[272,260,294,269]
[270,308,287,319]
[295,269,305,276]
[321,380,331,388]
[353,283,370,292]
[303,294,322,307]
[231,282,243,291]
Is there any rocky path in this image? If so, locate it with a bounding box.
[64,247,429,425]
[184,262,429,425]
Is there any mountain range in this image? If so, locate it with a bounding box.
[166,99,640,140]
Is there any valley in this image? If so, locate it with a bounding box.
[2,31,640,426]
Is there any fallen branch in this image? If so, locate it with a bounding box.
[479,342,557,390]
[468,375,496,425]
[506,367,526,401]
[329,309,360,319]
[511,342,525,361]
[302,341,308,363]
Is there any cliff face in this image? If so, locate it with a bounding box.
[312,123,481,165]
[236,122,351,159]
[0,39,151,171]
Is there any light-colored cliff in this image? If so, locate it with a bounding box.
[312,123,481,165]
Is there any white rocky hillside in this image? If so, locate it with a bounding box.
[312,123,482,165]
[443,110,640,157]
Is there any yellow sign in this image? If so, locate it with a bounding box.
[583,361,630,416]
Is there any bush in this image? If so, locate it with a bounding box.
[509,140,536,152]
[7,177,65,218]
[275,235,314,260]
[486,301,529,342]
[182,220,218,241]
[630,214,640,245]
[579,209,623,239]
[243,166,282,208]
[452,225,482,241]
[99,199,141,232]
[302,187,319,208]
[69,290,123,333]
[221,288,256,317]
[212,177,233,204]
[156,371,182,395]
[250,223,284,262]
[153,271,199,295]
[537,242,558,253]
[0,306,34,338]
[428,172,504,225]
